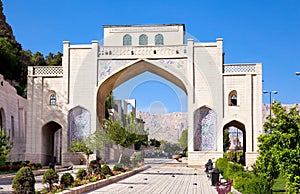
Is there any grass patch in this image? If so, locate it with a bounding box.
[272,174,286,193]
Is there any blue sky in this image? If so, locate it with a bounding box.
[3,0,300,113]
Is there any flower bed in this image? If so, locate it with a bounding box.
[57,165,150,194]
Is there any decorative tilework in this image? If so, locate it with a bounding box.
[68,106,91,146]
[194,107,217,151]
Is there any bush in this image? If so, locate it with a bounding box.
[60,172,74,188]
[120,154,130,167]
[12,166,35,194]
[224,162,244,180]
[113,163,125,172]
[42,169,59,191]
[101,164,113,176]
[244,176,270,194]
[216,158,228,175]
[88,159,101,174]
[76,168,87,180]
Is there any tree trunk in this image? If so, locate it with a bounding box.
[118,145,124,164]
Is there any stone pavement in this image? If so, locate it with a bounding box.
[0,160,240,194]
[84,165,219,194]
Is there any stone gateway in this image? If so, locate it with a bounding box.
[25,24,262,166]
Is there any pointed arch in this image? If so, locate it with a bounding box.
[223,120,246,165]
[96,59,188,121]
[0,108,4,129]
[228,90,237,106]
[42,121,62,165]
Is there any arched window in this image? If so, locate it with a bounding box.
[50,93,56,105]
[155,34,164,45]
[123,34,132,46]
[139,34,148,46]
[228,91,237,106]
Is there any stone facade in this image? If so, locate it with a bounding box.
[25,24,263,167]
[0,74,27,161]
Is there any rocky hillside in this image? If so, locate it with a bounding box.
[0,0,14,40]
[137,111,188,143]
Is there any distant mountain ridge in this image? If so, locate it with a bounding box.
[137,111,188,143]
[137,104,300,143]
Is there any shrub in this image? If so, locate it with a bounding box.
[120,154,130,167]
[113,163,125,171]
[12,166,35,194]
[101,164,113,176]
[42,169,59,191]
[76,168,87,180]
[60,172,74,188]
[223,162,244,180]
[216,158,228,175]
[88,159,101,174]
[244,176,270,194]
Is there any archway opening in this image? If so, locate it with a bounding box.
[97,60,188,121]
[42,121,62,165]
[96,60,188,161]
[0,108,4,129]
[223,121,246,165]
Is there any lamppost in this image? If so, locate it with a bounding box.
[263,90,278,119]
[295,72,300,76]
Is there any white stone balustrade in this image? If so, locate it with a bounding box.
[223,64,257,74]
[98,45,187,59]
[28,66,63,77]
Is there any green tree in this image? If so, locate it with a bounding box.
[255,133,279,192]
[69,141,93,164]
[45,52,62,66]
[31,51,46,66]
[104,113,147,164]
[86,129,112,152]
[0,128,13,166]
[12,166,35,194]
[42,169,59,191]
[0,37,18,80]
[257,102,300,193]
[179,129,188,150]
[223,128,231,152]
[105,92,118,119]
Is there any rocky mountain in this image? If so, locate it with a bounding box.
[0,0,14,40]
[137,111,188,143]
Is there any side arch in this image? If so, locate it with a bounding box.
[0,108,5,130]
[41,121,62,165]
[223,120,246,165]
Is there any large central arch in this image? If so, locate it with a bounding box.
[96,59,189,122]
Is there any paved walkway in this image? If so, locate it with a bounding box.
[83,165,219,194]
[0,160,240,194]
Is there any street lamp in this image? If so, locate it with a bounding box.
[263,90,278,118]
[295,72,300,76]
